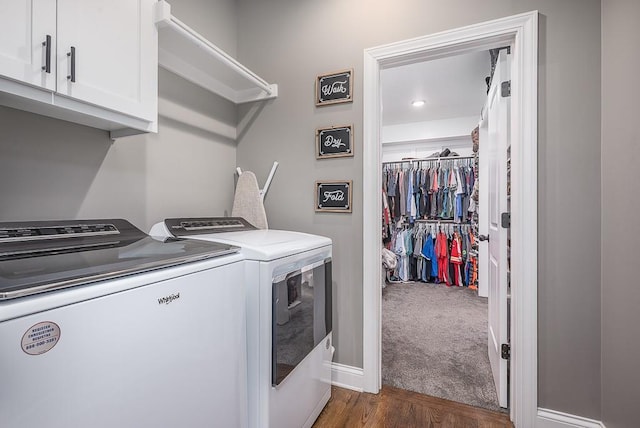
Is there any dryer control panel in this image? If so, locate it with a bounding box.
[165,217,257,237]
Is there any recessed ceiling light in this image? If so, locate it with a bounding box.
[412,100,425,107]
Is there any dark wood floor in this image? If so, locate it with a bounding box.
[313,386,513,428]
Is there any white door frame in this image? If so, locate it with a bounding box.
[362,11,538,426]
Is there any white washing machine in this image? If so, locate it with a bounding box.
[0,219,248,428]
[150,217,334,428]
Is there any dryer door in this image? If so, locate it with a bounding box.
[272,257,332,386]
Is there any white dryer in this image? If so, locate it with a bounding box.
[150,217,334,428]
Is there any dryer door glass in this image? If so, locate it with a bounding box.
[272,258,332,386]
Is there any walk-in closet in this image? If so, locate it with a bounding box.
[379,48,511,411]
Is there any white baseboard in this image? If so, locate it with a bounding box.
[331,363,364,392]
[537,408,606,428]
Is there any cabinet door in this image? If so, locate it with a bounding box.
[56,0,157,122]
[0,0,56,90]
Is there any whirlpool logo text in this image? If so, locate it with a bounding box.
[157,293,180,305]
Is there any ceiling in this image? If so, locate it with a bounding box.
[381,50,491,126]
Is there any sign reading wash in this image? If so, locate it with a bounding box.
[316,181,352,213]
[316,125,353,158]
[316,69,353,106]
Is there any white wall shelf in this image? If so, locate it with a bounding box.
[154,1,277,105]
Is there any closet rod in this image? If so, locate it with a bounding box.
[382,155,474,165]
[395,219,472,225]
[414,218,471,225]
[413,219,472,224]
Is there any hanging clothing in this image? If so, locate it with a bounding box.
[435,231,450,285]
[421,232,437,281]
[386,222,474,286]
[382,160,475,224]
[450,233,464,286]
[398,170,406,217]
[393,229,408,281]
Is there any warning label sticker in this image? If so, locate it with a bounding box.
[21,322,61,355]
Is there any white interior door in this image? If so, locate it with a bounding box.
[484,51,510,408]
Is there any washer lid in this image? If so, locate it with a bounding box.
[0,219,239,300]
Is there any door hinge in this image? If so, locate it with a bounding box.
[501,212,511,229]
[501,80,511,97]
[501,343,511,360]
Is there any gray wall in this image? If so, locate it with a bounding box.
[0,0,240,232]
[0,0,611,420]
[236,0,602,419]
[601,1,640,427]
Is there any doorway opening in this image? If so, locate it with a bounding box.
[362,11,538,425]
[380,48,507,412]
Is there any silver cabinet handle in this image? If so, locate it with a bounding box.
[41,35,51,73]
[67,47,76,82]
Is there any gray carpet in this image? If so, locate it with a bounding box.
[382,281,501,411]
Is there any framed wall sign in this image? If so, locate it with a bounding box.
[316,69,353,106]
[315,181,352,213]
[316,125,353,159]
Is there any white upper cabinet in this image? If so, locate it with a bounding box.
[0,0,56,91]
[56,0,157,122]
[0,0,157,138]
